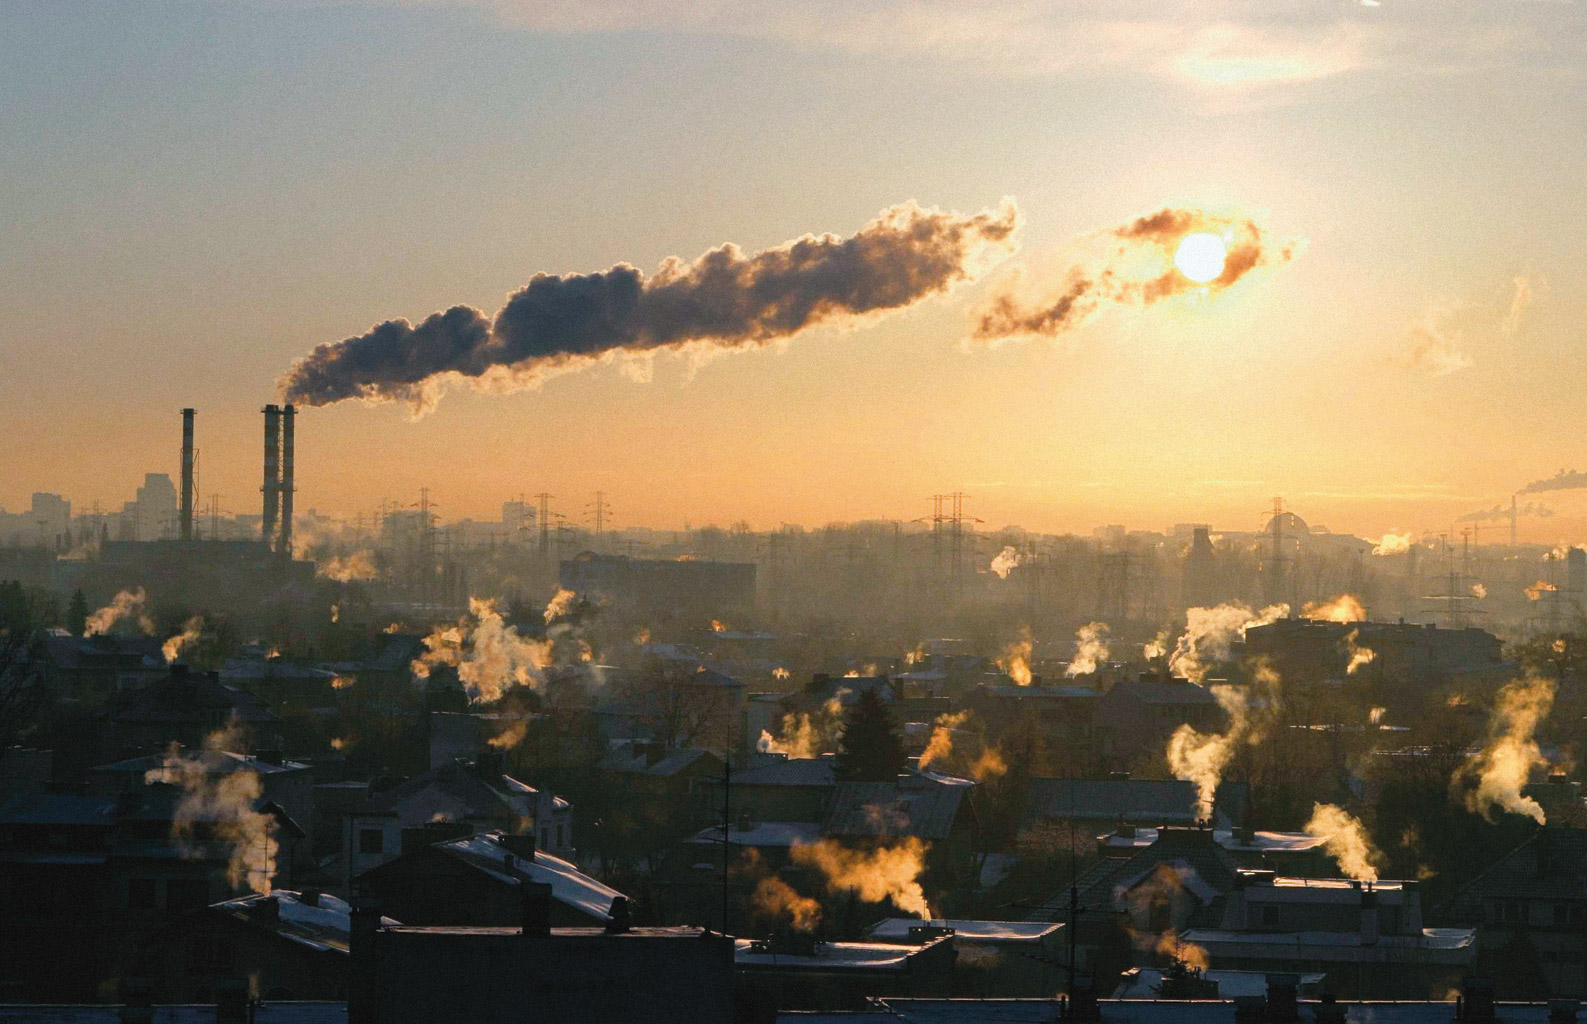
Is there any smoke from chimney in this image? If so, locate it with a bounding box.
[278,199,1020,415]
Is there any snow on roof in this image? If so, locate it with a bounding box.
[687,821,822,848]
[440,831,624,921]
[1115,859,1220,906]
[733,938,920,970]
[867,919,1062,944]
[1112,968,1327,999]
[1099,827,1327,853]
[210,890,398,954]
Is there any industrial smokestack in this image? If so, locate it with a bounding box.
[262,404,281,549]
[279,404,295,559]
[179,408,195,542]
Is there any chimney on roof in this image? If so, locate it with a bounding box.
[298,888,321,908]
[521,880,552,937]
[1456,978,1496,1022]
[605,895,631,934]
[348,900,382,1024]
[1264,975,1299,1023]
[179,408,195,542]
[261,405,280,550]
[1359,888,1379,946]
[256,894,280,923]
[118,977,155,1024]
[500,832,537,863]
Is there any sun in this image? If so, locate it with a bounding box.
[1173,232,1227,284]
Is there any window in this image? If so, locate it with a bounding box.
[1498,901,1527,924]
[128,878,157,910]
[359,828,385,855]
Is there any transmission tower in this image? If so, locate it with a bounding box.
[535,492,553,558]
[586,491,612,540]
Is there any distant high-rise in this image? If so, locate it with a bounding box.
[133,473,178,540]
[1182,526,1218,610]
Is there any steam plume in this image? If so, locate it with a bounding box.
[145,721,278,894]
[990,546,1024,579]
[543,588,578,623]
[1344,629,1375,676]
[1525,580,1558,601]
[1371,532,1414,555]
[1167,664,1280,818]
[1471,583,1487,599]
[318,550,380,582]
[997,628,1034,686]
[970,746,1008,782]
[86,588,154,636]
[1065,621,1110,677]
[281,200,1020,414]
[917,710,971,769]
[1304,803,1384,882]
[758,693,846,759]
[1168,602,1288,683]
[1301,594,1366,623]
[411,597,552,703]
[789,838,930,918]
[971,207,1298,344]
[1459,502,1552,523]
[162,615,205,663]
[1456,675,1555,823]
[753,875,823,932]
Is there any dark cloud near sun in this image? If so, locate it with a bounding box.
[280,199,1020,415]
[970,207,1299,343]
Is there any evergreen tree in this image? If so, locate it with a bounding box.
[834,688,906,782]
[67,589,89,637]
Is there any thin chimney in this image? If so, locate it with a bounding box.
[279,404,296,559]
[179,408,195,542]
[262,404,281,549]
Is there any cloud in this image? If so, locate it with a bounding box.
[1395,311,1471,377]
[281,199,1019,415]
[969,206,1300,345]
[1501,276,1533,337]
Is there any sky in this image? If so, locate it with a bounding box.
[3,0,1586,542]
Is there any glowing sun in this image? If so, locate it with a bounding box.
[1173,232,1227,283]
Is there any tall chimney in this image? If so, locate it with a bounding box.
[262,405,281,549]
[179,408,195,542]
[279,404,296,559]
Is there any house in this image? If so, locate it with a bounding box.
[348,890,734,1024]
[962,683,1102,755]
[0,787,303,1003]
[355,828,625,927]
[1096,824,1332,875]
[1094,676,1225,767]
[99,663,282,762]
[1442,826,1587,997]
[596,742,726,834]
[31,630,165,701]
[217,657,343,713]
[821,774,977,883]
[341,756,573,887]
[696,754,836,825]
[734,932,956,1014]
[1180,872,1477,998]
[1024,778,1249,834]
[144,889,398,1002]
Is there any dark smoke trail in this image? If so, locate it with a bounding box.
[1520,470,1587,495]
[1458,501,1553,524]
[971,206,1298,344]
[280,199,1019,413]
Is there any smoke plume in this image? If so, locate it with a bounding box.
[1455,675,1555,824]
[145,721,278,894]
[1064,621,1110,677]
[789,838,930,919]
[918,710,971,769]
[1168,602,1288,683]
[1301,594,1366,623]
[162,615,205,664]
[1521,470,1587,495]
[1304,803,1384,882]
[1459,502,1553,523]
[411,597,552,703]
[971,207,1298,344]
[758,693,846,759]
[1371,532,1414,556]
[1167,664,1280,819]
[1344,629,1375,676]
[280,200,1019,414]
[86,588,154,636]
[753,875,823,932]
[1471,583,1487,599]
[318,550,380,582]
[989,546,1024,579]
[997,628,1034,686]
[1143,630,1169,660]
[1525,580,1558,601]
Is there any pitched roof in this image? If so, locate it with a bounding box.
[1029,827,1242,924]
[435,830,625,921]
[1025,779,1248,826]
[210,890,399,954]
[1443,827,1587,917]
[105,667,278,725]
[1104,678,1222,706]
[351,764,542,819]
[596,745,720,777]
[823,780,967,841]
[730,756,836,787]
